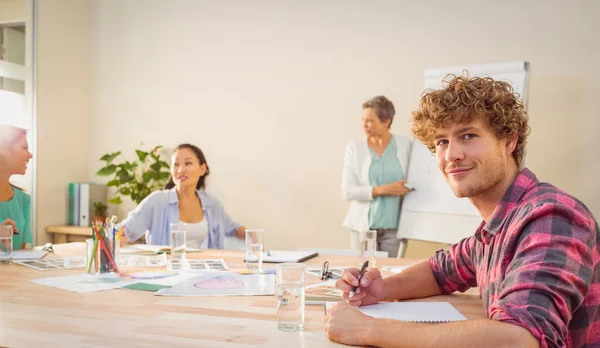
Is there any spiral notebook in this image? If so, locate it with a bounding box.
[325,302,466,323]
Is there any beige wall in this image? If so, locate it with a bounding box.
[85,0,600,251]
[0,0,25,23]
[31,1,600,252]
[36,0,91,244]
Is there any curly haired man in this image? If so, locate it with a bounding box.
[326,74,599,348]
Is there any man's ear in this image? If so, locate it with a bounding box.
[505,134,518,155]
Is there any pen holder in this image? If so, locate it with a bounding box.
[86,234,119,274]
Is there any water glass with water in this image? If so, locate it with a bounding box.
[359,230,377,268]
[0,225,13,264]
[170,223,186,261]
[276,263,306,331]
[245,229,264,271]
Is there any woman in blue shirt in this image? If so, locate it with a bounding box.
[0,125,33,250]
[121,143,247,249]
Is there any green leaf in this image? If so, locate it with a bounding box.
[119,187,131,195]
[160,161,170,169]
[142,171,154,184]
[107,179,119,187]
[121,162,133,170]
[119,170,134,184]
[136,150,149,162]
[108,196,122,205]
[158,172,170,180]
[96,165,117,176]
[100,152,121,163]
[150,162,162,172]
[131,193,142,204]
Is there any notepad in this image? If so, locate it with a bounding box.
[325,302,466,323]
[259,250,318,263]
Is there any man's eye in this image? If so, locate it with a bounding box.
[463,134,476,140]
[436,140,448,147]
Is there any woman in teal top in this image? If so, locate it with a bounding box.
[0,125,33,250]
[368,135,404,230]
[342,96,412,257]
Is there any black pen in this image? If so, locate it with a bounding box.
[349,261,369,298]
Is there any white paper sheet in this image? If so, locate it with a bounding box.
[10,250,48,260]
[30,271,201,293]
[118,253,168,267]
[31,274,134,293]
[325,301,466,322]
[380,266,409,274]
[15,257,86,271]
[156,272,275,296]
[120,245,203,254]
[257,250,318,263]
[167,258,229,272]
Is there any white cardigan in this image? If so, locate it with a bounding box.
[342,135,411,233]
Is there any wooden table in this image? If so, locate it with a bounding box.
[46,225,92,243]
[0,243,484,347]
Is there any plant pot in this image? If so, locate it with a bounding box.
[93,215,107,224]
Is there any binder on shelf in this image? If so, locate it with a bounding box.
[67,183,107,226]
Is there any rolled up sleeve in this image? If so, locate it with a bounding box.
[428,236,478,294]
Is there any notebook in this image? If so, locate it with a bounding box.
[11,250,49,260]
[120,245,203,255]
[244,250,318,263]
[325,301,466,323]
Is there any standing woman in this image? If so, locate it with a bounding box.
[0,124,33,250]
[342,96,411,257]
[121,143,247,249]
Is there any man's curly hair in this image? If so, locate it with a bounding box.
[411,73,530,166]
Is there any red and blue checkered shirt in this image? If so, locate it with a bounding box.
[429,168,599,348]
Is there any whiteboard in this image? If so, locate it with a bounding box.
[397,62,529,245]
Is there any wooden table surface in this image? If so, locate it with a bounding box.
[0,243,484,347]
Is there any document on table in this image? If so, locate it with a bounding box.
[325,301,466,323]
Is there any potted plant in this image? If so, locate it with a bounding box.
[93,202,108,223]
[96,145,171,205]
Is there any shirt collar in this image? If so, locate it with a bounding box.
[477,168,539,243]
[167,187,212,209]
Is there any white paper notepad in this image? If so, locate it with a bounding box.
[326,302,466,323]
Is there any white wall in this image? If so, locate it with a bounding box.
[36,0,91,244]
[81,0,599,250]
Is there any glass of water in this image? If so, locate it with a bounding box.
[276,263,306,331]
[170,223,186,262]
[359,230,377,268]
[245,229,264,271]
[0,225,13,264]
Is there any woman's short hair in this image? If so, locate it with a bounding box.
[362,96,396,128]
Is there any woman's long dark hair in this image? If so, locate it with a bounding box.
[164,144,210,190]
